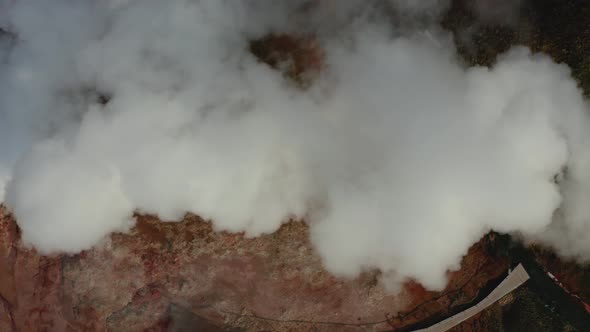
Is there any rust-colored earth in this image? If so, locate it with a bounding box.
[0,206,513,331]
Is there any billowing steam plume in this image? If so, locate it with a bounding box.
[1,0,590,290]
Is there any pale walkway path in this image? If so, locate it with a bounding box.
[412,264,530,332]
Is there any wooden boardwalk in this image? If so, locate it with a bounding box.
[412,264,530,332]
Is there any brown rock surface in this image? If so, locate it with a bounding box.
[0,205,512,331]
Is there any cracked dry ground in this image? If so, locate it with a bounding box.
[0,204,515,332]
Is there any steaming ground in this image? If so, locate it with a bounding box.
[1,0,590,290]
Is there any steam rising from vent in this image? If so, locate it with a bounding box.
[1,0,590,290]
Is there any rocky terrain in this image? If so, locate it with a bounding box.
[0,206,512,331]
[1,203,589,331]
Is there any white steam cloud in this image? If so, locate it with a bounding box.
[1,0,590,290]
